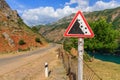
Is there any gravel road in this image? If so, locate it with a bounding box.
[0,44,68,80]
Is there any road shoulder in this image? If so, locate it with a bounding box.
[0,45,68,80]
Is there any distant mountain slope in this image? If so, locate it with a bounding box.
[0,0,47,53]
[39,7,120,43]
[85,7,120,29]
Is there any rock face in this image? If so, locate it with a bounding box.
[0,0,19,21]
[0,0,19,28]
[2,32,15,47]
[0,0,46,53]
[0,0,11,11]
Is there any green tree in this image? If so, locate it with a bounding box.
[85,18,119,53]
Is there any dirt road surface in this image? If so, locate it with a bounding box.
[0,44,68,80]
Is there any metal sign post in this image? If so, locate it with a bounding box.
[64,10,94,80]
[78,38,84,80]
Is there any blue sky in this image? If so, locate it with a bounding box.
[6,0,120,26]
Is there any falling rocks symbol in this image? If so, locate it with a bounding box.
[68,19,84,34]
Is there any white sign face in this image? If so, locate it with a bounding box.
[77,15,91,35]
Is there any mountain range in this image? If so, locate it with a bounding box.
[39,7,120,43]
[0,0,46,53]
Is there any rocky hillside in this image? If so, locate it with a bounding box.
[0,0,47,53]
[39,7,120,43]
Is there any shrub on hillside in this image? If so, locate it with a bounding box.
[31,27,39,33]
[19,39,26,45]
[35,37,42,44]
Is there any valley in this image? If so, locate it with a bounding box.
[0,0,120,80]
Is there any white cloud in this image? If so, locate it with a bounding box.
[22,7,55,25]
[21,6,76,26]
[89,0,120,11]
[21,0,120,26]
[66,0,120,11]
[66,0,89,6]
[66,0,89,11]
[65,0,77,5]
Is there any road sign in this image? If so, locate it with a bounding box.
[64,10,94,38]
[63,10,94,80]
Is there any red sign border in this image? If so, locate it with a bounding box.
[64,11,94,38]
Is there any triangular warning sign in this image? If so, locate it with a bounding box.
[64,11,94,38]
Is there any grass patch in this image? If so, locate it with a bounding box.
[87,58,120,80]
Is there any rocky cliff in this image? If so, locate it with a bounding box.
[0,0,47,53]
